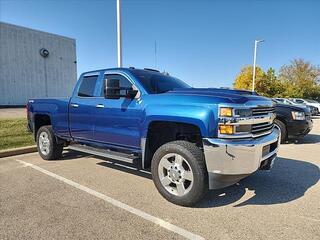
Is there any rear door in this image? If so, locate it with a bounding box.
[69,73,101,141]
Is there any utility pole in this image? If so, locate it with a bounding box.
[154,41,157,69]
[117,0,122,67]
[252,39,264,92]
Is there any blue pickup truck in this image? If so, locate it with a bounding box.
[27,67,280,206]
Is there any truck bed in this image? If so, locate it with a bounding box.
[27,97,71,139]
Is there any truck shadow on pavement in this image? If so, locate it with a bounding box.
[286,134,320,144]
[59,151,319,208]
[196,157,319,208]
[56,150,91,161]
[95,156,319,208]
[96,160,153,179]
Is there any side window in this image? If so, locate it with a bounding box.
[296,99,304,104]
[78,75,99,97]
[101,74,133,97]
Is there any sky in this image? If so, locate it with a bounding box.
[0,0,319,87]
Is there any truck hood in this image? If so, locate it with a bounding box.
[164,88,270,104]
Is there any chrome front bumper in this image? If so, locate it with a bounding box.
[203,128,280,189]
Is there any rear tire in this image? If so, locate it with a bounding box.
[36,125,63,160]
[151,140,208,206]
[274,119,287,143]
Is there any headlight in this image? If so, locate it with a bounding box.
[291,111,305,120]
[219,125,234,134]
[220,107,233,117]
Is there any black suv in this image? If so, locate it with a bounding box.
[273,100,313,142]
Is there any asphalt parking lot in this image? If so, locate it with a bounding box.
[1,119,319,240]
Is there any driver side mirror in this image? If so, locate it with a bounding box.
[105,78,120,99]
[105,78,139,99]
[126,89,138,99]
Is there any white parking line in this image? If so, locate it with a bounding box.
[16,160,204,240]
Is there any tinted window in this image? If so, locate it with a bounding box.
[78,75,99,97]
[131,70,190,94]
[295,99,304,104]
[101,74,133,97]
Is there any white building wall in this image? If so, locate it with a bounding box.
[0,22,77,105]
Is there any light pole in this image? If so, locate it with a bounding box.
[154,40,157,69]
[117,0,122,67]
[252,39,264,92]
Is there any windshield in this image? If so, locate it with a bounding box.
[131,70,191,94]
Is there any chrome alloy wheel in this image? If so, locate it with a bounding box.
[39,131,50,155]
[158,153,194,197]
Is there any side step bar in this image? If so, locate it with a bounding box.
[68,144,139,164]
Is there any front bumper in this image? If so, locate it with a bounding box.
[203,128,280,189]
[287,118,313,139]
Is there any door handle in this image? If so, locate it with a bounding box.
[96,104,105,108]
[71,103,79,108]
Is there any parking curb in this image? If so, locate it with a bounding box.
[0,146,37,158]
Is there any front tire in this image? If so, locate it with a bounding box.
[151,140,208,206]
[36,125,63,160]
[274,119,287,143]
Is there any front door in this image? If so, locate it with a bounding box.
[93,74,143,149]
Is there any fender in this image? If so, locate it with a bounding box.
[140,104,216,139]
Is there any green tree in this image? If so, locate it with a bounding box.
[233,65,265,91]
[279,59,320,99]
[233,66,284,97]
[233,60,320,100]
[256,68,285,97]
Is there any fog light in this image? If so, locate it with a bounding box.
[220,107,233,117]
[219,125,234,134]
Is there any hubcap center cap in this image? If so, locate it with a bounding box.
[158,153,194,197]
[168,166,182,181]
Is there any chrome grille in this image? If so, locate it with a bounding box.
[218,104,276,139]
[252,107,275,116]
[252,122,274,137]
